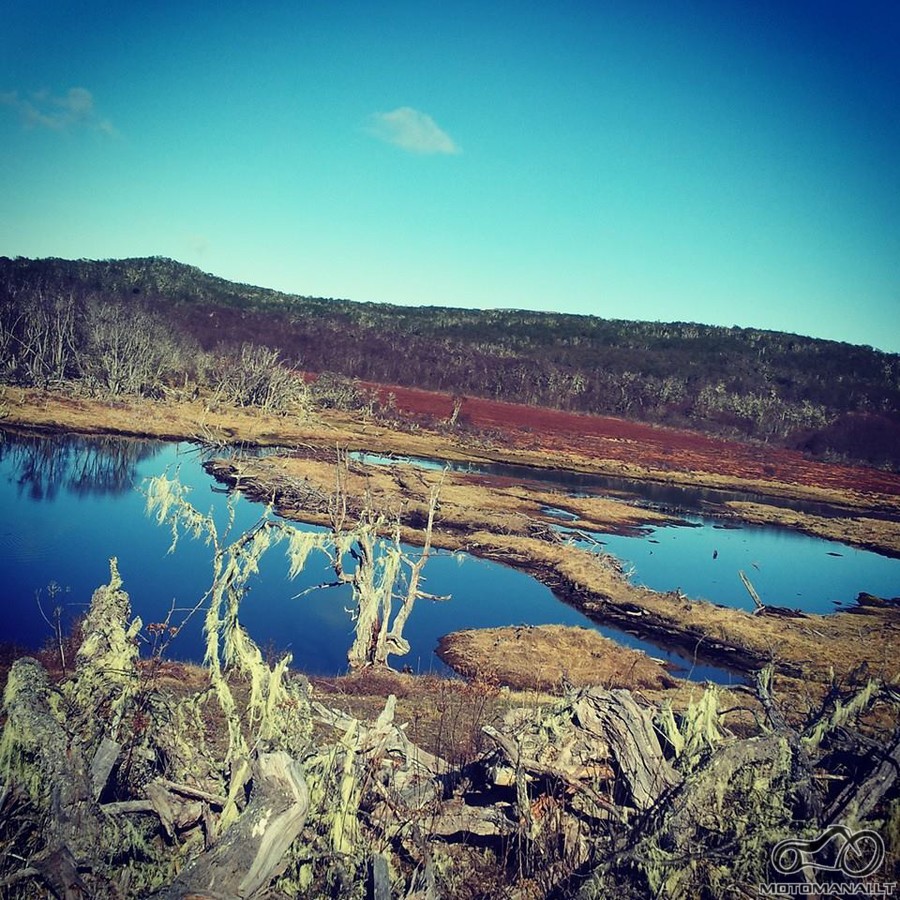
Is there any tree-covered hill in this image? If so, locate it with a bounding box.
[2,255,898,468]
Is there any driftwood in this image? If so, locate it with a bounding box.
[640,730,792,847]
[152,752,310,900]
[572,731,797,900]
[739,568,765,611]
[4,659,898,900]
[313,695,450,781]
[740,569,806,619]
[756,665,821,819]
[484,687,678,820]
[426,796,517,837]
[371,852,392,900]
[314,694,457,845]
[89,736,122,801]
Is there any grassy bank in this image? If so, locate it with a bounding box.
[3,385,899,689]
[4,385,900,517]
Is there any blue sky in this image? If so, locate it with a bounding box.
[1,1,898,352]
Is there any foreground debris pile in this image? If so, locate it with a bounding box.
[1,564,898,898]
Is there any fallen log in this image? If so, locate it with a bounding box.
[587,731,796,900]
[826,731,900,825]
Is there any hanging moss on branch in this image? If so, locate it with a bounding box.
[144,456,445,681]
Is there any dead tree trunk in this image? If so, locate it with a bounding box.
[827,732,900,825]
[327,453,445,670]
[153,752,310,900]
[572,689,680,811]
[483,687,679,825]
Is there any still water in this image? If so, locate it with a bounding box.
[567,521,899,615]
[354,452,900,614]
[0,430,737,682]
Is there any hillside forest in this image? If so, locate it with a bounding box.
[1,255,898,469]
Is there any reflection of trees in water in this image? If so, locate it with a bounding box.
[0,430,163,499]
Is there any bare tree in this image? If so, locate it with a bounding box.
[447,393,465,428]
[0,287,80,386]
[324,453,445,668]
[79,298,184,396]
[206,343,310,414]
[144,455,445,680]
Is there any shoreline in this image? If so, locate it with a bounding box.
[201,451,900,687]
[3,387,899,691]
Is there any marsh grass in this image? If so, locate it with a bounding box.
[437,624,678,693]
[6,385,899,518]
[204,450,900,690]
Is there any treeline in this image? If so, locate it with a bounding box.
[0,263,366,419]
[2,255,899,468]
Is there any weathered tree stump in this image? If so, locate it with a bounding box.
[484,687,679,816]
[572,688,680,810]
[152,752,310,900]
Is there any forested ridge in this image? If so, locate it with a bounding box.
[2,255,898,468]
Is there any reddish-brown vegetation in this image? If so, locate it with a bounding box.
[368,381,900,498]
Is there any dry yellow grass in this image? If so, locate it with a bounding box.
[215,453,685,544]
[727,500,900,555]
[6,385,900,691]
[437,624,679,691]
[6,385,899,517]
[440,524,898,683]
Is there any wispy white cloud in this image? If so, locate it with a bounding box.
[366,106,460,155]
[0,87,117,136]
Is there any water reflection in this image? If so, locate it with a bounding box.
[0,429,163,499]
[0,429,745,683]
[350,451,892,519]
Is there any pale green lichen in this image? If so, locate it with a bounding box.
[67,557,142,742]
[331,721,363,855]
[802,678,880,752]
[0,657,65,802]
[144,471,440,762]
[635,734,796,898]
[163,691,220,787]
[0,471,446,896]
[144,473,216,552]
[657,686,723,772]
[286,529,330,578]
[656,702,685,759]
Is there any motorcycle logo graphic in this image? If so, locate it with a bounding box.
[770,825,885,879]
